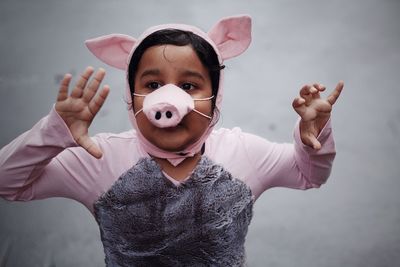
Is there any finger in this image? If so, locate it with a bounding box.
[313,83,326,92]
[83,68,106,103]
[77,135,103,159]
[292,97,305,108]
[299,84,311,97]
[299,84,318,103]
[326,81,344,106]
[71,66,94,98]
[306,134,322,150]
[292,97,307,117]
[309,84,322,99]
[57,73,72,102]
[88,85,110,116]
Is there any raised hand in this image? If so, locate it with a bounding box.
[292,81,344,150]
[55,67,110,158]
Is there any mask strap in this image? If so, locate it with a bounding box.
[134,108,143,117]
[193,95,214,120]
[192,109,213,120]
[193,95,214,101]
[132,93,146,117]
[133,93,147,97]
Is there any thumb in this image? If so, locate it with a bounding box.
[302,133,322,150]
[309,136,322,150]
[76,135,103,159]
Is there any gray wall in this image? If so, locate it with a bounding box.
[1,0,399,266]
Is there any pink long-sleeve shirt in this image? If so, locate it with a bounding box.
[0,106,336,214]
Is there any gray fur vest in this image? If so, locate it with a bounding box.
[94,156,254,266]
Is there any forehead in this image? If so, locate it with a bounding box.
[137,45,207,74]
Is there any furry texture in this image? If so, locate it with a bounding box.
[94,156,254,266]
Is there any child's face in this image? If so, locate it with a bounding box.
[133,44,213,152]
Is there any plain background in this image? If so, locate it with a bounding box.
[1,0,399,266]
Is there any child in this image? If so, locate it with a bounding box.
[0,15,343,266]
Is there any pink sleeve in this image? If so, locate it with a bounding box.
[0,106,103,208]
[244,118,336,198]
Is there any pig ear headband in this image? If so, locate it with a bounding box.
[85,15,251,69]
[85,15,252,165]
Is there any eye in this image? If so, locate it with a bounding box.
[180,83,196,91]
[147,81,162,90]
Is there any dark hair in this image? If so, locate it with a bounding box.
[128,29,224,118]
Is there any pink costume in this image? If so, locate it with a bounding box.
[0,15,336,266]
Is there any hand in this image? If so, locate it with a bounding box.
[55,67,110,158]
[292,81,344,150]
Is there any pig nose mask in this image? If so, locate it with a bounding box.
[133,84,214,128]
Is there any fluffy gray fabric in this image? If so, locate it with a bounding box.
[94,156,254,267]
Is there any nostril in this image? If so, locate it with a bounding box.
[155,111,162,120]
[166,111,172,119]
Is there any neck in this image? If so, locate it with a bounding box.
[153,153,202,181]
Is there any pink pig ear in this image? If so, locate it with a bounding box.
[85,34,137,70]
[208,15,252,61]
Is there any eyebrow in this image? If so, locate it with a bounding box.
[139,68,206,81]
[181,70,206,82]
[140,69,161,79]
